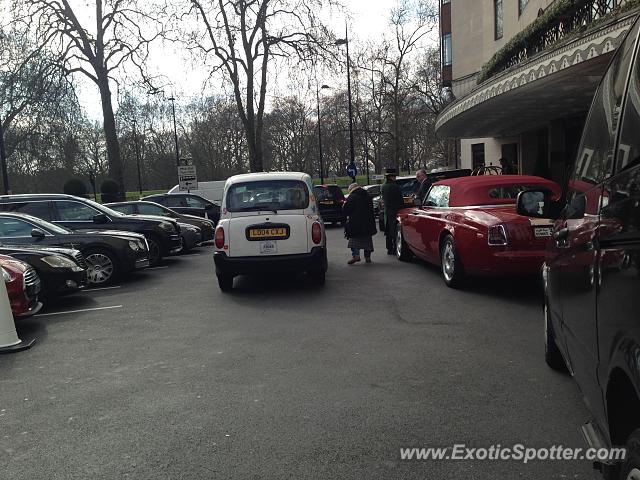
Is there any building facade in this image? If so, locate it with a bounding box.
[437,0,640,181]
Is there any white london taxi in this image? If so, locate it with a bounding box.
[213,172,327,291]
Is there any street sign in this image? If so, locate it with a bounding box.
[178,165,198,191]
[346,163,357,178]
[372,174,384,181]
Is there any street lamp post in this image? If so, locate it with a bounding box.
[335,27,356,175]
[168,96,180,167]
[0,118,10,195]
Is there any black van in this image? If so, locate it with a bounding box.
[517,18,640,478]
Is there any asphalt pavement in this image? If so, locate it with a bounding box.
[1,227,597,479]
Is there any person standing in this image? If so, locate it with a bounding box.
[343,183,377,264]
[415,168,430,205]
[380,168,404,255]
[499,157,518,175]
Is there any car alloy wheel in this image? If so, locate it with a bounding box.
[442,241,455,282]
[85,252,115,285]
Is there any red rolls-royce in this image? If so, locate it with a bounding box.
[395,175,561,287]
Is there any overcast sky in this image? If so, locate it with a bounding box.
[76,0,427,119]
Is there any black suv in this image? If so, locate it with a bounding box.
[0,194,181,265]
[517,18,640,478]
[313,185,346,225]
[141,193,220,223]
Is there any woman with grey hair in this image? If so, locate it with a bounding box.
[343,183,377,264]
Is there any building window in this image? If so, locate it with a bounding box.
[471,143,485,170]
[519,0,529,16]
[494,0,503,40]
[442,34,452,66]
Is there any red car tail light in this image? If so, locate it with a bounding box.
[215,226,225,249]
[488,225,508,246]
[311,222,322,244]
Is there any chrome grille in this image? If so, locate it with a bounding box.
[72,251,87,269]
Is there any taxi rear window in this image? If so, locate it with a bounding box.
[226,180,309,212]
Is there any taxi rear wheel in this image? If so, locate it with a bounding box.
[217,274,234,292]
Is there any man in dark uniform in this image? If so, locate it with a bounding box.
[380,167,404,255]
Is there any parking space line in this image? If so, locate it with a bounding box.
[85,286,122,292]
[146,266,169,270]
[36,305,123,317]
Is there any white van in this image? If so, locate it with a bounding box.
[168,180,226,203]
[213,172,327,291]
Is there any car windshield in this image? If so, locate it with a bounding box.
[226,180,309,212]
[314,186,344,201]
[11,213,72,234]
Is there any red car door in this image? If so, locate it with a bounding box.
[412,185,451,263]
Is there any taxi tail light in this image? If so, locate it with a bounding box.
[215,226,225,249]
[488,225,508,246]
[311,222,322,244]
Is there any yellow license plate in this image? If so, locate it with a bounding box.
[249,227,287,239]
[319,200,334,205]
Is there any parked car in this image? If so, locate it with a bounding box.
[313,185,346,225]
[0,245,86,297]
[177,222,202,251]
[377,170,472,232]
[141,193,221,223]
[0,212,149,286]
[0,254,42,318]
[105,201,216,243]
[214,172,327,291]
[0,194,181,265]
[395,175,560,287]
[516,18,640,478]
[167,180,226,203]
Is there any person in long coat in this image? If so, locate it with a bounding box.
[343,183,377,265]
[380,168,404,255]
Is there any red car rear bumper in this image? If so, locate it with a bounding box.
[464,249,546,276]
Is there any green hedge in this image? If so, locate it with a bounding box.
[477,0,640,84]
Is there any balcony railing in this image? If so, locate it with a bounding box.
[477,0,640,84]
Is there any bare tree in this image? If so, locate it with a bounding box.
[186,0,335,172]
[13,0,165,195]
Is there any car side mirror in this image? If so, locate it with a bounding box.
[204,203,214,211]
[93,213,109,224]
[31,228,45,239]
[517,190,557,219]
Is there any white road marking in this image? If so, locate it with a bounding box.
[84,286,122,292]
[37,305,123,317]
[146,266,169,270]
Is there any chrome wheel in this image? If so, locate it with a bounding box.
[85,252,115,285]
[626,468,640,480]
[442,241,455,282]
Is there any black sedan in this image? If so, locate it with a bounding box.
[0,245,87,297]
[141,193,220,223]
[0,212,149,286]
[105,200,216,243]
